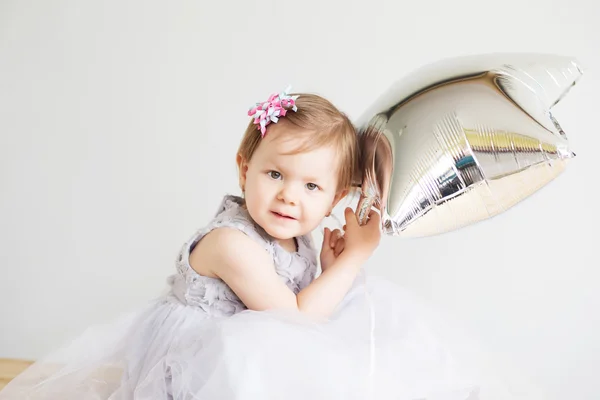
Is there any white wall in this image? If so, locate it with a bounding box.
[1,0,598,398]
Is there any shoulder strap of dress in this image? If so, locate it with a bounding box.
[176,195,275,276]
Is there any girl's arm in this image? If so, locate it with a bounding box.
[189,208,380,319]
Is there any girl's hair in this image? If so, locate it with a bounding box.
[237,93,357,192]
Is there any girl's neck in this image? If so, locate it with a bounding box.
[277,237,298,253]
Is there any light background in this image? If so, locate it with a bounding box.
[1,1,598,399]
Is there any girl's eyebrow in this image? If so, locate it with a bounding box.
[266,159,329,184]
[303,175,322,183]
[264,161,286,172]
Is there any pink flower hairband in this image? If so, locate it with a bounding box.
[248,85,299,137]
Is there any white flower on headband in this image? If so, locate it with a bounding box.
[248,85,299,137]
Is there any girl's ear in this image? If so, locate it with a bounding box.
[236,153,248,191]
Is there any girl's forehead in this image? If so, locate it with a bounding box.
[253,125,341,182]
[259,127,333,155]
[261,135,337,160]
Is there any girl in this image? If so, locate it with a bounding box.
[0,87,521,399]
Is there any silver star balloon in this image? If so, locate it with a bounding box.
[355,53,583,237]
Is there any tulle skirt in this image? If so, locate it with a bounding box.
[0,272,540,399]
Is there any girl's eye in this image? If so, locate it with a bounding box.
[306,183,319,191]
[268,171,281,180]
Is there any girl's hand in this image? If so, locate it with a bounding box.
[320,227,345,272]
[342,207,381,262]
[320,207,381,270]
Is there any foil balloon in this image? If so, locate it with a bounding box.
[355,53,583,237]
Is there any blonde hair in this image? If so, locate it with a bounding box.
[237,93,357,192]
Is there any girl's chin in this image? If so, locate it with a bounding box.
[262,224,304,241]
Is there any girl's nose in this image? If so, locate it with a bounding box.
[277,185,297,206]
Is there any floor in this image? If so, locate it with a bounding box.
[0,358,33,390]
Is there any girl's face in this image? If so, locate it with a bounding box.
[238,125,346,245]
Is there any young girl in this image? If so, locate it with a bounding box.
[1,88,526,400]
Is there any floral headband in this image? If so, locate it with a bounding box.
[248,85,299,137]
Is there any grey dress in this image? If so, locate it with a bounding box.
[0,194,494,400]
